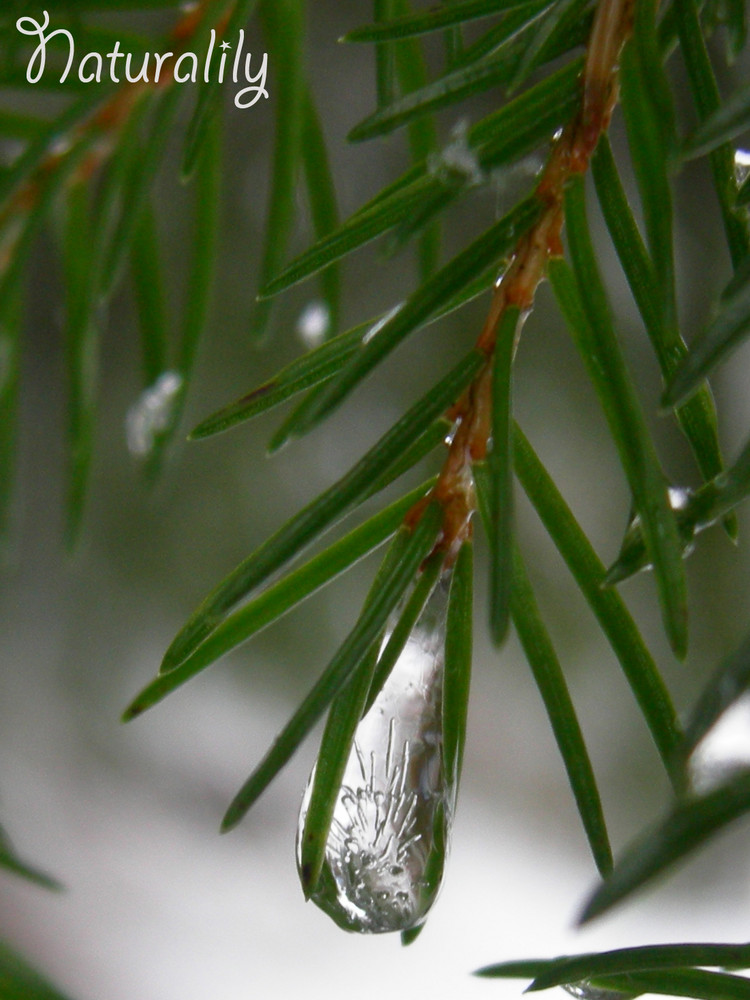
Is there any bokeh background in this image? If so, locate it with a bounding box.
[2,3,750,998]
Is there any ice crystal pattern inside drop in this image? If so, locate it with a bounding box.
[297,577,454,933]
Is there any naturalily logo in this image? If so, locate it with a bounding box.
[16,10,269,109]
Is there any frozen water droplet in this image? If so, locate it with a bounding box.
[563,983,629,1000]
[626,485,691,531]
[296,300,330,348]
[734,149,750,188]
[428,120,484,188]
[667,485,690,510]
[125,371,183,458]
[298,575,454,933]
[619,485,695,573]
[443,419,460,448]
[687,692,750,794]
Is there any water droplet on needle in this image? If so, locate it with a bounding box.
[297,575,455,933]
[125,371,183,458]
[563,982,630,1000]
[734,148,750,187]
[296,301,330,348]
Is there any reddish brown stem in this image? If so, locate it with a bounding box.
[409,0,634,558]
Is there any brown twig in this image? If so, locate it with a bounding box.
[414,0,636,561]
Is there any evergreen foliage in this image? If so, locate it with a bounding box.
[2,0,750,994]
